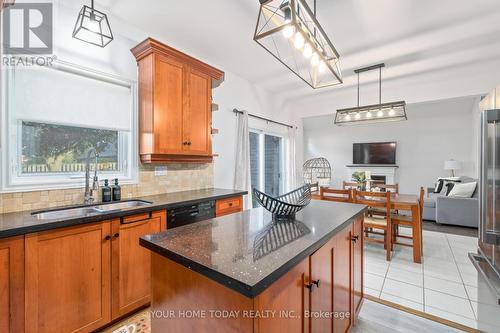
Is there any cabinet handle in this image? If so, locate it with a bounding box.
[351,235,360,243]
[113,233,120,238]
[104,235,111,241]
[183,141,188,146]
[188,141,192,146]
[229,203,233,207]
[312,279,320,288]
[305,283,314,291]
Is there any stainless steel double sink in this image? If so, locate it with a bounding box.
[31,200,153,220]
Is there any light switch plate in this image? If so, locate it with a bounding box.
[154,166,168,176]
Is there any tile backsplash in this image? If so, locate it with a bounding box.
[0,163,214,214]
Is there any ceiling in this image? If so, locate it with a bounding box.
[98,0,500,103]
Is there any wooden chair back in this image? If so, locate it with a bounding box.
[309,182,320,193]
[376,183,399,193]
[342,181,358,190]
[418,186,425,218]
[353,190,392,216]
[320,187,352,203]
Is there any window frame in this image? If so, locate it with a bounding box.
[0,60,139,193]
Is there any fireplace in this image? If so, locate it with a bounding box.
[345,165,398,186]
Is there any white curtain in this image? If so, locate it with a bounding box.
[285,126,299,192]
[234,111,253,209]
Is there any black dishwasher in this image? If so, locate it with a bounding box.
[167,200,215,229]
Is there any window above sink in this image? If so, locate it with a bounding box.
[0,60,139,192]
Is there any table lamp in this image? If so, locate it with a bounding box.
[444,159,461,177]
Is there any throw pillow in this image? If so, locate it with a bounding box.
[448,182,477,198]
[434,177,461,194]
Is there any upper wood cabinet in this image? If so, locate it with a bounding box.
[131,38,224,163]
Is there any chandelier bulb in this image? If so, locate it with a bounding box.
[303,43,313,58]
[389,108,395,116]
[283,25,295,39]
[377,110,384,118]
[318,61,326,73]
[294,32,305,49]
[311,53,320,67]
[355,113,361,120]
[366,111,372,119]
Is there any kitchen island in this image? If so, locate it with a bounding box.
[140,200,366,333]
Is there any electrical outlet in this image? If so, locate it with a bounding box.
[154,166,168,176]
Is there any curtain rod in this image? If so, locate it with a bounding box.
[233,109,295,129]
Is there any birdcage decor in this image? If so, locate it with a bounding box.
[303,157,331,186]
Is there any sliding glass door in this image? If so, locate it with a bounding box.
[250,130,284,208]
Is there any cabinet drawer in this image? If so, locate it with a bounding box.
[216,196,243,217]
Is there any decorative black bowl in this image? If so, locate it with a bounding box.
[253,184,312,220]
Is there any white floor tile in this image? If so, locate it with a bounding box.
[365,261,389,277]
[364,272,385,290]
[389,259,424,274]
[380,292,424,312]
[382,278,424,304]
[425,306,478,329]
[364,286,381,298]
[423,262,462,283]
[424,275,468,299]
[460,271,479,287]
[386,265,423,287]
[424,289,475,319]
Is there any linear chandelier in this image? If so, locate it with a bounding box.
[335,63,407,125]
[254,0,342,89]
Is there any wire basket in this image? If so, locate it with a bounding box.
[253,184,312,220]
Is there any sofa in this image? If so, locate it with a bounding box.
[423,176,479,228]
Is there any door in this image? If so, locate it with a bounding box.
[0,236,24,333]
[25,222,111,333]
[310,239,334,333]
[184,66,211,155]
[333,224,352,333]
[154,54,185,154]
[250,131,284,207]
[352,217,364,318]
[111,211,166,319]
[254,257,310,333]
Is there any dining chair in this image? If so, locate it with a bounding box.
[309,182,320,193]
[353,190,392,261]
[320,187,353,202]
[391,187,425,252]
[342,181,358,190]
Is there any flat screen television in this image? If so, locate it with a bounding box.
[353,142,396,165]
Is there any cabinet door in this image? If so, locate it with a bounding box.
[184,66,212,155]
[111,211,166,319]
[25,222,111,333]
[215,196,243,217]
[154,54,185,154]
[254,257,310,333]
[310,239,334,333]
[0,236,24,333]
[352,217,363,319]
[333,225,352,333]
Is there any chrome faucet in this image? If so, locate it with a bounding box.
[84,148,99,205]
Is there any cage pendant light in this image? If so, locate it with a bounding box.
[254,0,342,89]
[335,63,407,125]
[72,0,114,48]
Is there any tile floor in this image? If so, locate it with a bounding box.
[364,228,498,331]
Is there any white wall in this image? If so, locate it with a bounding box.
[36,1,288,191]
[302,96,479,194]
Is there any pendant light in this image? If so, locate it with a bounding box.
[72,0,113,48]
[254,0,342,89]
[335,63,407,125]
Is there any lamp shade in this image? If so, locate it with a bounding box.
[444,160,461,171]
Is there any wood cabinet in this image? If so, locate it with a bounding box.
[23,209,167,333]
[215,196,243,217]
[111,211,166,319]
[131,38,224,163]
[25,222,112,333]
[0,236,24,333]
[149,214,364,332]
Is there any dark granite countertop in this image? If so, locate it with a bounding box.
[140,200,366,298]
[0,188,246,239]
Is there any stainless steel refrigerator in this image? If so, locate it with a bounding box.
[469,86,500,331]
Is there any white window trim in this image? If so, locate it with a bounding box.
[0,60,139,193]
[249,127,286,195]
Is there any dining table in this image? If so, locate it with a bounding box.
[313,190,423,263]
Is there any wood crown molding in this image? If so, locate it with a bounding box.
[131,38,225,82]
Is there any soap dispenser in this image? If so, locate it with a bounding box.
[102,179,112,202]
[112,178,121,202]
